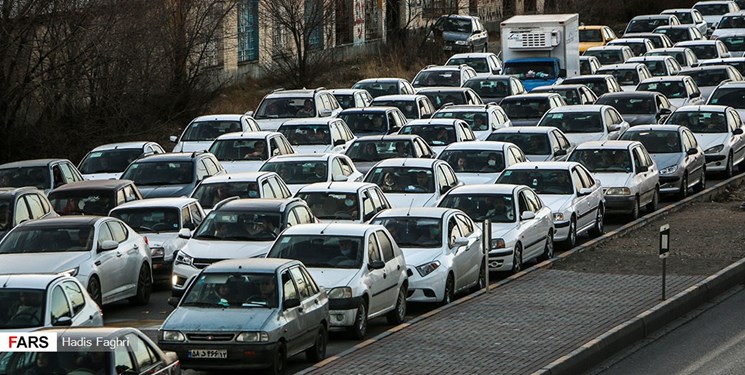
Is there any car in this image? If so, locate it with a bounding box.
[712,34,745,58]
[252,88,343,131]
[330,88,373,109]
[429,14,489,52]
[496,161,605,248]
[698,56,745,73]
[0,216,152,307]
[626,55,683,77]
[579,25,618,53]
[583,45,635,65]
[338,106,409,136]
[265,223,408,339]
[445,52,502,77]
[678,64,745,99]
[463,74,527,104]
[369,94,436,120]
[344,134,436,174]
[398,118,477,155]
[415,86,483,110]
[567,140,660,219]
[624,14,681,35]
[661,8,709,36]
[296,182,392,223]
[437,184,554,273]
[120,151,225,198]
[595,63,654,91]
[620,125,707,198]
[278,118,356,154]
[487,126,575,162]
[693,0,741,33]
[259,153,363,194]
[622,32,675,49]
[2,327,180,375]
[711,10,745,38]
[411,64,477,90]
[560,75,624,97]
[160,258,329,372]
[675,40,732,60]
[431,103,512,140]
[437,141,527,184]
[170,114,261,153]
[48,180,142,216]
[352,78,416,98]
[0,273,103,331]
[371,207,485,304]
[579,55,603,75]
[536,105,630,145]
[664,105,745,176]
[645,46,700,67]
[531,84,599,105]
[653,25,706,43]
[110,197,206,284]
[171,198,318,296]
[0,159,84,195]
[636,76,706,107]
[607,38,657,57]
[364,158,461,208]
[207,131,295,173]
[707,80,745,119]
[77,142,165,180]
[190,172,292,213]
[498,93,567,127]
[0,187,57,240]
[595,91,676,125]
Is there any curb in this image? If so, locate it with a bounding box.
[297,173,745,375]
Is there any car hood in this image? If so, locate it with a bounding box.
[441,31,470,42]
[650,153,683,170]
[82,172,122,181]
[702,15,725,25]
[0,252,91,273]
[566,133,606,145]
[401,248,441,267]
[431,146,445,157]
[474,222,519,240]
[456,172,501,185]
[162,307,275,332]
[175,141,213,153]
[510,118,542,127]
[385,193,437,208]
[220,161,264,174]
[694,133,728,151]
[306,267,361,289]
[255,119,286,132]
[139,185,193,198]
[539,194,574,213]
[183,239,272,259]
[292,145,333,154]
[593,172,632,188]
[621,114,656,126]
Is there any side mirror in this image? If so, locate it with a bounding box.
[332,175,349,182]
[554,149,567,157]
[169,136,178,143]
[520,211,535,221]
[284,298,301,309]
[440,185,452,194]
[637,165,649,173]
[244,110,255,117]
[178,228,192,239]
[420,113,433,119]
[167,297,180,307]
[183,222,195,230]
[690,91,701,98]
[734,128,744,135]
[659,108,672,115]
[452,237,470,248]
[334,139,346,146]
[608,124,621,132]
[687,147,699,155]
[319,109,332,117]
[368,260,385,270]
[578,187,593,196]
[52,316,73,327]
[559,69,567,78]
[99,240,118,251]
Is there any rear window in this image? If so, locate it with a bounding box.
[708,87,745,109]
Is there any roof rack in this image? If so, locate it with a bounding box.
[424,64,438,69]
[272,88,285,93]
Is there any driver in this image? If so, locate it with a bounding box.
[248,277,277,307]
[9,292,43,324]
[331,239,358,267]
[413,171,430,190]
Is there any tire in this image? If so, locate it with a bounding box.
[270,342,286,375]
[386,286,407,325]
[87,276,102,308]
[511,243,523,274]
[628,196,640,221]
[724,153,734,178]
[588,206,604,238]
[470,261,487,293]
[305,326,328,363]
[560,218,577,250]
[676,173,689,200]
[442,275,455,305]
[537,233,554,262]
[694,168,706,192]
[129,263,152,306]
[349,300,368,340]
[646,188,659,213]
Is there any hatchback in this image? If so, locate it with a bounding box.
[78,141,165,180]
[170,114,261,153]
[120,152,225,198]
[48,180,142,216]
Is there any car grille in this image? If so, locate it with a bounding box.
[192,258,223,269]
[187,333,235,342]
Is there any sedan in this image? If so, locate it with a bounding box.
[596,63,654,91]
[259,153,363,194]
[531,84,598,105]
[653,25,706,43]
[445,52,503,77]
[583,45,635,65]
[626,56,683,76]
[498,93,567,127]
[398,119,476,155]
[595,91,676,125]
[438,141,527,184]
[343,135,435,174]
[278,118,356,154]
[364,158,461,208]
[644,47,700,67]
[463,75,527,104]
[607,38,657,56]
[416,87,483,110]
[675,40,731,60]
[487,127,575,162]
[636,76,705,107]
[536,105,629,145]
[706,80,745,119]
[561,75,624,97]
[431,103,512,140]
[78,141,165,180]
[661,8,708,36]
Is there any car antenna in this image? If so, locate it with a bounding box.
[406,198,414,216]
[1,275,8,288]
[319,221,333,235]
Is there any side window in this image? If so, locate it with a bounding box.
[195,160,209,181]
[338,157,354,176]
[577,166,595,188]
[23,195,45,219]
[455,214,474,236]
[123,185,139,202]
[681,131,693,150]
[375,231,396,262]
[571,169,584,192]
[59,163,78,182]
[299,267,320,295]
[50,285,71,322]
[189,204,204,224]
[117,190,127,205]
[114,344,135,374]
[511,147,527,163]
[63,281,86,315]
[525,190,542,211]
[97,223,113,245]
[368,188,383,211]
[294,206,313,223]
[204,158,221,175]
[282,271,298,301]
[549,132,562,152]
[269,138,282,157]
[436,165,449,192]
[610,109,624,124]
[14,198,30,225]
[38,194,51,214]
[447,218,462,247]
[632,148,644,169]
[261,181,275,198]
[127,334,156,370]
[267,177,284,197]
[330,124,343,143]
[507,148,519,164]
[107,221,127,243]
[685,130,698,148]
[320,95,332,111]
[362,192,375,221]
[603,110,615,130]
[287,209,300,227]
[290,267,312,300]
[557,131,571,150]
[518,192,531,214]
[331,158,344,178]
[181,207,193,228]
[367,235,382,262]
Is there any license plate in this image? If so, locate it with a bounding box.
[188,349,227,359]
[444,45,453,50]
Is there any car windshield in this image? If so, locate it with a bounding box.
[0,199,11,231]
[539,112,604,133]
[621,130,682,153]
[439,17,472,33]
[0,289,45,328]
[613,42,646,56]
[333,94,355,109]
[352,82,399,98]
[278,124,331,146]
[192,182,261,209]
[580,29,603,42]
[432,111,489,131]
[564,78,609,95]
[181,121,242,142]
[421,92,467,109]
[503,62,556,79]
[464,79,510,99]
[719,36,745,52]
[296,192,359,220]
[48,191,116,216]
[534,88,580,105]
[708,88,745,108]
[256,97,316,119]
[0,225,94,253]
[487,133,551,155]
[1,352,112,374]
[687,44,719,59]
[666,112,728,133]
[208,139,268,161]
[447,57,490,73]
[365,166,435,194]
[193,211,281,241]
[627,19,669,33]
[339,113,389,134]
[412,71,461,87]
[267,235,364,269]
[259,161,327,184]
[583,50,624,65]
[568,149,632,173]
[718,15,745,28]
[346,140,415,162]
[110,207,181,233]
[655,28,689,43]
[639,61,668,76]
[370,100,418,118]
[497,169,574,195]
[439,150,505,173]
[78,149,143,174]
[694,3,730,15]
[580,60,595,75]
[596,96,656,114]
[121,161,193,185]
[685,69,730,87]
[500,98,551,119]
[372,217,442,248]
[439,194,515,223]
[669,11,693,24]
[646,50,687,66]
[637,81,687,98]
[399,125,456,146]
[181,273,278,308]
[0,167,50,190]
[598,68,640,85]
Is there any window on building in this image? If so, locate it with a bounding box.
[238,0,259,62]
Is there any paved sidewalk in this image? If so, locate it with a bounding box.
[304,268,702,374]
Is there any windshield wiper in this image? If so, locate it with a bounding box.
[242,301,271,308]
[194,234,218,240]
[180,302,218,307]
[136,226,154,233]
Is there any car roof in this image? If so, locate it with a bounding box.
[281,118,340,126]
[372,158,441,168]
[564,75,614,81]
[135,152,202,162]
[676,40,718,46]
[0,159,69,169]
[0,274,67,289]
[373,207,457,219]
[597,63,646,70]
[330,89,369,95]
[192,114,245,122]
[680,65,732,72]
[674,105,730,112]
[265,89,318,98]
[49,179,134,192]
[493,126,557,134]
[546,104,608,112]
[419,65,464,72]
[655,25,695,30]
[0,187,43,197]
[631,14,676,20]
[448,184,520,195]
[405,119,463,126]
[280,222,382,236]
[20,216,102,227]
[265,153,336,162]
[340,107,398,114]
[111,197,197,210]
[353,135,422,142]
[627,56,674,62]
[611,38,653,43]
[639,75,689,83]
[442,141,512,151]
[466,75,513,81]
[598,91,659,99]
[448,52,496,59]
[356,78,406,83]
[90,142,153,152]
[648,47,693,52]
[416,87,472,93]
[215,131,279,140]
[500,93,558,100]
[579,25,609,30]
[372,95,425,101]
[505,161,579,171]
[624,124,684,132]
[200,171,277,184]
[297,182,378,193]
[586,45,632,51]
[575,140,639,150]
[715,80,745,88]
[436,104,492,112]
[204,258,301,273]
[217,198,300,212]
[532,84,587,91]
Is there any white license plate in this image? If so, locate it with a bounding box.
[188,349,227,359]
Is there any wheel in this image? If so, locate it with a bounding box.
[129,264,152,306]
[646,188,659,213]
[305,326,327,362]
[694,168,706,192]
[628,197,640,221]
[676,173,689,200]
[348,300,368,340]
[386,286,407,325]
[560,218,577,250]
[588,206,604,237]
[724,153,734,178]
[511,243,523,274]
[470,261,487,293]
[270,342,286,375]
[442,275,455,305]
[87,276,102,308]
[537,233,554,262]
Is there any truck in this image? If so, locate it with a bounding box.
[500,14,580,91]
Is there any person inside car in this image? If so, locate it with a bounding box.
[247,277,278,307]
[296,99,315,117]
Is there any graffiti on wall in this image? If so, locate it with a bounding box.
[354,0,365,45]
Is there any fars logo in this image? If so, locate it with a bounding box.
[0,333,58,352]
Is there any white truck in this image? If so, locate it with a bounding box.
[500,14,581,91]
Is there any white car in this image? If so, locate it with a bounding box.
[189,171,292,214]
[499,93,568,127]
[0,273,103,331]
[537,105,630,146]
[437,184,555,273]
[583,45,635,65]
[645,46,700,67]
[330,88,374,109]
[265,223,408,339]
[371,207,485,304]
[398,118,476,155]
[251,88,343,131]
[445,52,503,77]
[693,0,741,33]
[706,80,745,119]
[675,40,732,61]
[431,103,512,140]
[496,162,605,249]
[568,140,661,220]
[596,63,654,91]
[487,127,575,162]
[0,216,152,307]
[661,8,708,36]
[626,56,683,77]
[636,76,706,107]
[295,182,391,223]
[364,158,461,208]
[437,141,526,184]
[607,38,657,56]
[207,131,295,174]
[711,10,745,38]
[352,78,416,98]
[344,134,436,174]
[260,153,363,194]
[170,114,261,153]
[369,94,437,121]
[278,118,356,154]
[78,142,165,180]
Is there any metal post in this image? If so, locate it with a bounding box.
[662,257,667,301]
[483,219,491,293]
[659,224,670,301]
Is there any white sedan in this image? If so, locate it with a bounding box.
[364,158,461,208]
[278,118,356,154]
[437,141,527,185]
[537,105,629,146]
[260,153,364,194]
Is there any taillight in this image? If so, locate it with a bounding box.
[143,236,149,246]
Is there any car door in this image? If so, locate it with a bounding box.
[125,332,172,374]
[298,266,326,343]
[375,229,403,311]
[453,213,481,289]
[93,222,125,300]
[289,266,319,350]
[525,188,551,258]
[107,220,141,294]
[516,189,541,259]
[728,109,745,164]
[569,167,592,230]
[62,280,97,326]
[279,269,305,353]
[683,128,706,182]
[576,165,603,227]
[365,235,388,315]
[632,146,654,204]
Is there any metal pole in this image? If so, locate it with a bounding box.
[662,257,667,301]
[484,219,490,293]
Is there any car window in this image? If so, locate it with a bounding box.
[267,177,285,198]
[189,204,204,224]
[455,214,474,236]
[294,205,313,223]
[290,267,312,300]
[282,271,298,300]
[555,131,571,150]
[338,157,354,176]
[375,231,395,262]
[107,221,127,243]
[204,158,221,175]
[261,181,274,198]
[447,218,462,247]
[98,223,113,245]
[331,158,344,178]
[362,192,375,221]
[124,185,140,202]
[12,199,30,225]
[576,166,595,188]
[22,194,45,219]
[287,209,300,227]
[632,148,644,169]
[126,333,156,370]
[571,169,584,192]
[59,163,78,182]
[435,165,449,192]
[299,267,320,295]
[181,207,193,228]
[62,281,86,315]
[525,190,542,211]
[368,235,382,262]
[368,188,383,211]
[195,160,208,181]
[114,344,135,374]
[51,285,71,322]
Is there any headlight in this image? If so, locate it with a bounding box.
[416,261,441,277]
[705,144,724,154]
[328,287,353,299]
[553,212,566,222]
[161,331,185,342]
[605,187,631,196]
[659,165,678,175]
[175,253,193,266]
[454,40,469,45]
[491,239,506,249]
[151,247,165,258]
[62,267,79,277]
[236,332,269,342]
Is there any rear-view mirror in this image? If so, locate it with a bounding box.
[167,297,180,307]
[578,187,593,196]
[320,109,332,117]
[178,228,192,239]
[452,237,470,248]
[334,139,346,146]
[690,91,701,98]
[520,211,535,221]
[169,136,178,143]
[369,260,385,270]
[554,149,567,157]
[52,317,72,327]
[734,128,744,135]
[637,165,649,173]
[99,240,118,252]
[332,175,349,182]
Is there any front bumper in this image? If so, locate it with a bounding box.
[328,296,363,328]
[152,257,174,284]
[405,267,447,303]
[487,248,514,272]
[659,174,682,193]
[159,341,279,370]
[443,42,473,52]
[604,195,637,214]
[553,220,571,242]
[171,263,200,296]
[705,154,728,172]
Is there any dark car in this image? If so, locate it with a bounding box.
[48,180,142,216]
[429,14,489,52]
[0,159,84,195]
[416,87,483,110]
[595,91,676,125]
[120,152,225,198]
[0,187,57,240]
[338,107,408,136]
[344,134,436,173]
[463,75,526,104]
